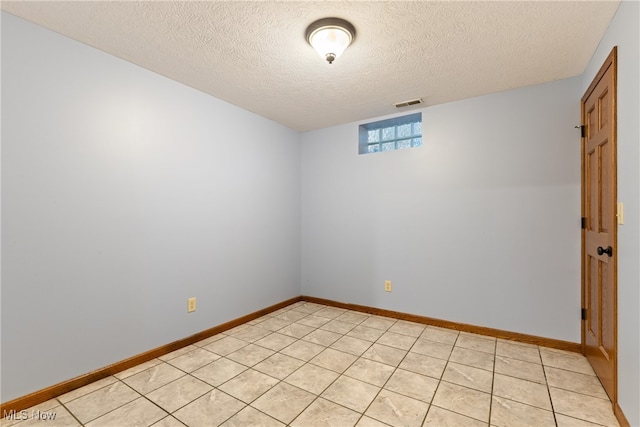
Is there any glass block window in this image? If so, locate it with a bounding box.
[358,113,422,154]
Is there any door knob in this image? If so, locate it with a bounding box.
[597,246,613,257]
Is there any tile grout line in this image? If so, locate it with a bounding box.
[287,311,381,426]
[487,336,498,427]
[423,329,460,425]
[12,302,616,427]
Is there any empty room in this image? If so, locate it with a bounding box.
[1,1,639,426]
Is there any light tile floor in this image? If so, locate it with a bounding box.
[1,302,620,427]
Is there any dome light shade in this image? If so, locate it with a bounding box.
[305,18,356,64]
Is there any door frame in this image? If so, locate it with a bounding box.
[580,46,618,406]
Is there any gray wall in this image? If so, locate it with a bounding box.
[301,77,582,343]
[582,1,640,425]
[1,12,301,402]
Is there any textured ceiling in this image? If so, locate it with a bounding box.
[1,1,620,132]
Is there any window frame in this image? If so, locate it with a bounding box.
[358,112,422,155]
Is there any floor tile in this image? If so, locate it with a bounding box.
[494,355,546,384]
[376,331,417,350]
[291,397,361,427]
[150,416,186,427]
[254,332,298,351]
[65,381,140,424]
[298,315,331,328]
[491,395,555,427]
[544,366,609,400]
[442,362,493,393]
[281,340,325,361]
[251,382,316,424]
[275,310,309,322]
[229,325,272,342]
[146,375,212,413]
[310,348,358,373]
[344,358,395,387]
[203,336,248,356]
[555,413,607,426]
[123,363,186,394]
[398,352,447,379]
[85,397,167,427]
[492,373,551,410]
[431,381,491,423]
[540,348,596,376]
[459,331,495,341]
[347,325,386,342]
[387,320,426,338]
[278,322,316,339]
[58,376,119,403]
[19,302,621,427]
[330,335,372,356]
[284,363,339,394]
[226,324,250,335]
[166,348,220,372]
[173,389,245,427]
[192,333,225,348]
[220,406,284,427]
[191,358,247,387]
[256,317,293,331]
[361,343,407,367]
[420,327,459,345]
[423,405,486,427]
[302,329,342,347]
[455,334,496,354]
[291,302,325,314]
[360,316,396,331]
[218,369,280,403]
[114,360,163,381]
[384,368,439,403]
[253,352,305,380]
[449,346,495,371]
[355,416,390,427]
[314,307,346,319]
[321,376,380,412]
[365,389,429,427]
[549,387,619,426]
[158,345,199,362]
[226,343,274,367]
[335,311,369,325]
[320,319,356,334]
[496,340,541,364]
[409,339,453,360]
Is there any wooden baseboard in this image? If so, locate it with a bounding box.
[614,402,631,427]
[302,296,582,353]
[0,296,302,414]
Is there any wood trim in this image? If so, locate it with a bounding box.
[582,46,618,103]
[614,402,630,427]
[580,45,618,406]
[302,296,582,352]
[0,296,302,414]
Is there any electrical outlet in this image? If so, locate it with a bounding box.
[384,280,392,292]
[188,297,196,313]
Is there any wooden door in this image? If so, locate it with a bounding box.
[582,46,617,403]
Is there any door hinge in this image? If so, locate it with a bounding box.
[580,125,586,138]
[581,217,586,229]
[581,308,587,320]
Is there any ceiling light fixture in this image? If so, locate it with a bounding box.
[305,18,356,64]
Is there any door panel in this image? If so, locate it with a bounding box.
[582,47,617,403]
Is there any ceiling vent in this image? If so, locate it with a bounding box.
[393,98,423,108]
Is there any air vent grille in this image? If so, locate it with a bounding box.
[393,98,423,108]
